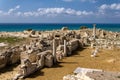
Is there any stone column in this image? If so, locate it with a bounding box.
[53,39,57,63]
[93,24,96,39]
[63,40,67,57]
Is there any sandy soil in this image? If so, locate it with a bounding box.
[0,64,19,80]
[0,47,120,80]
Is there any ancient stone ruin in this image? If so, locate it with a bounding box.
[0,25,120,80]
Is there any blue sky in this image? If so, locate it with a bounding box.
[0,0,120,23]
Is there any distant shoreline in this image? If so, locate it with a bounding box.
[0,23,120,24]
[0,23,120,32]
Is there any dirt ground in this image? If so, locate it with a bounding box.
[0,47,120,80]
[26,47,120,80]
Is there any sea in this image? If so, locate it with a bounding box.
[0,23,120,32]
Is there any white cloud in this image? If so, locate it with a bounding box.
[0,10,2,13]
[99,3,120,15]
[0,5,20,16]
[99,3,120,10]
[65,8,76,15]
[62,0,73,2]
[65,8,93,15]
[16,5,20,9]
[80,0,97,3]
[62,0,97,3]
[16,8,93,17]
[110,3,120,10]
[23,12,34,16]
[0,5,93,17]
[82,11,93,15]
[16,12,22,16]
[0,10,3,16]
[37,8,65,14]
[8,5,20,14]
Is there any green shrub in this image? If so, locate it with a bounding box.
[0,37,24,44]
[80,26,88,29]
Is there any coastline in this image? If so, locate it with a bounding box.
[0,23,120,32]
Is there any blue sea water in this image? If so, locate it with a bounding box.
[0,23,120,32]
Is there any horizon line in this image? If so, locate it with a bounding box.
[0,23,120,24]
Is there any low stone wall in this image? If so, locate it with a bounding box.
[67,39,80,55]
[13,38,81,80]
[69,39,79,51]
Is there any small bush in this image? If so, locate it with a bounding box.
[80,26,88,29]
[26,29,33,31]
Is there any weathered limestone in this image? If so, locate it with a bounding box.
[101,30,106,38]
[68,39,79,52]
[14,59,37,80]
[91,48,98,57]
[36,53,45,68]
[84,32,89,38]
[63,40,67,57]
[0,55,7,69]
[0,46,21,69]
[93,24,96,39]
[13,35,82,79]
[15,50,53,79]
[0,43,8,47]
[63,67,102,80]
[44,52,53,67]
[21,51,37,63]
[53,39,57,63]
[38,50,53,67]
[10,46,21,64]
[63,73,94,80]
[61,27,69,31]
[56,45,64,61]
[91,42,94,48]
[66,39,80,56]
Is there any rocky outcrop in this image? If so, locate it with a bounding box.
[0,55,7,68]
[0,46,21,69]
